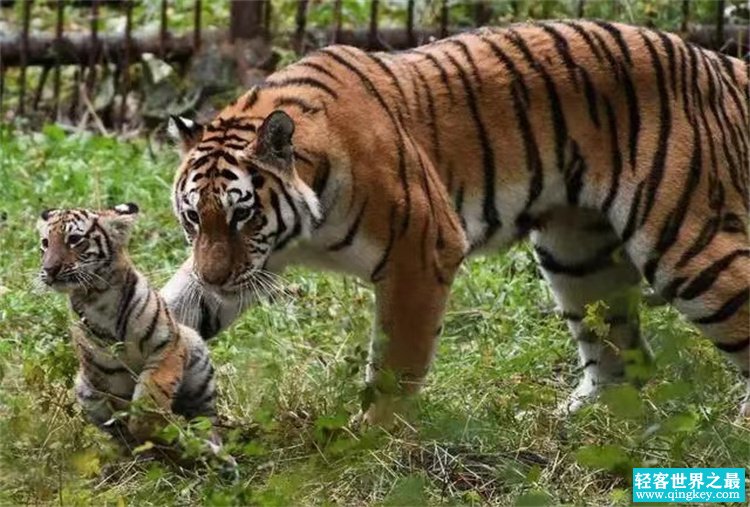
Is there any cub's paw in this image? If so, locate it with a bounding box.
[555,380,600,417]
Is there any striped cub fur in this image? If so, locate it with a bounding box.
[37,204,231,461]
[162,21,748,423]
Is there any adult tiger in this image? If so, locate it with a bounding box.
[161,21,749,423]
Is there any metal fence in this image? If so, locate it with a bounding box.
[0,0,746,130]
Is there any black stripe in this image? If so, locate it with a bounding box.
[677,44,692,123]
[243,87,259,110]
[714,338,750,354]
[637,31,671,228]
[261,77,338,99]
[593,21,633,66]
[538,23,581,91]
[583,359,598,369]
[366,53,409,106]
[312,157,331,198]
[273,96,321,114]
[413,64,441,164]
[318,47,412,235]
[656,31,677,97]
[297,60,342,82]
[411,50,454,102]
[139,296,162,353]
[535,242,620,277]
[480,34,529,103]
[269,189,287,238]
[134,289,153,319]
[679,250,750,300]
[444,51,500,244]
[273,183,302,251]
[564,141,586,206]
[676,218,721,269]
[371,205,398,283]
[448,38,483,86]
[562,21,604,63]
[693,289,749,325]
[642,121,702,284]
[511,79,543,210]
[601,98,623,213]
[328,199,368,251]
[620,181,644,243]
[116,270,138,340]
[199,297,220,339]
[506,30,568,175]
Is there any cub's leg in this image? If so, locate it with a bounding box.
[531,208,651,413]
[74,371,136,447]
[660,238,749,416]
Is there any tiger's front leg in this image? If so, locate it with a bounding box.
[362,216,465,427]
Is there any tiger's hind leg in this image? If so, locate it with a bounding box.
[657,237,750,417]
[531,208,652,414]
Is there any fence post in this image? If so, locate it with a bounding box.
[193,0,202,51]
[230,0,266,41]
[440,0,448,38]
[369,0,380,49]
[406,0,415,46]
[53,0,64,119]
[333,0,343,43]
[18,0,31,116]
[118,0,133,130]
[295,0,309,53]
[715,0,725,49]
[474,0,490,26]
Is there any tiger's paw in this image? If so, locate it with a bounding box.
[350,395,398,430]
[555,378,600,416]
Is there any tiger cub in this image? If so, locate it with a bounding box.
[37,203,231,465]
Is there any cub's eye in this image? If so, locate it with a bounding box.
[67,234,83,246]
[233,207,252,222]
[186,210,200,224]
[41,238,48,249]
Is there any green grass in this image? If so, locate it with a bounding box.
[0,125,747,506]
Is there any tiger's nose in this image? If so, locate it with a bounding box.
[43,264,61,281]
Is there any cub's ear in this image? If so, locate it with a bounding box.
[255,110,295,167]
[101,203,139,242]
[39,208,57,221]
[168,116,204,155]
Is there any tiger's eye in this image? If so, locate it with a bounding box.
[233,207,252,222]
[41,238,48,249]
[67,234,83,246]
[186,210,200,223]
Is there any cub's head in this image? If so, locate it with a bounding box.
[170,109,320,295]
[36,203,139,292]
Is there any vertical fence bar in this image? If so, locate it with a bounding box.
[474,0,490,26]
[440,0,448,38]
[369,0,379,49]
[0,67,5,121]
[681,0,689,33]
[611,0,620,17]
[715,0,725,49]
[406,0,415,46]
[295,0,309,54]
[33,66,50,110]
[53,0,64,118]
[193,0,202,51]
[264,0,272,34]
[577,0,586,18]
[333,0,342,43]
[86,0,99,98]
[18,0,32,116]
[160,0,168,58]
[119,0,133,130]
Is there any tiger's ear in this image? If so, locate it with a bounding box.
[255,110,295,168]
[100,203,139,243]
[168,116,203,155]
[37,208,56,232]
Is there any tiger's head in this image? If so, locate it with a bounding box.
[169,110,321,295]
[36,203,139,292]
